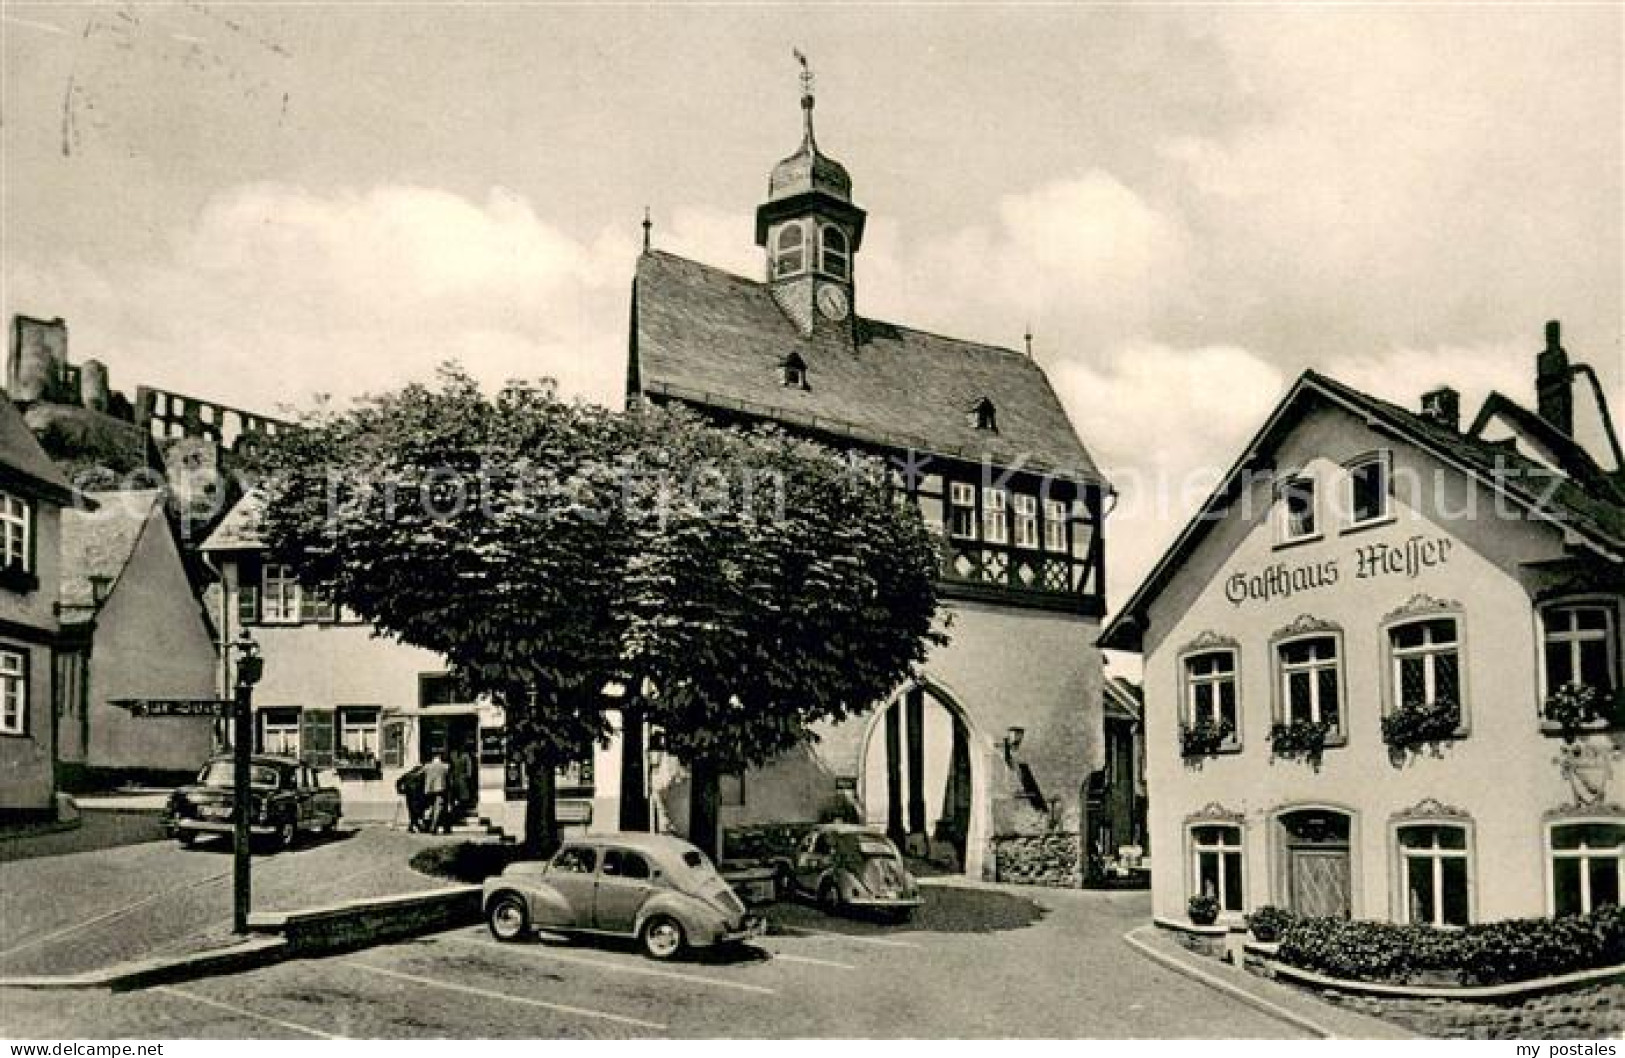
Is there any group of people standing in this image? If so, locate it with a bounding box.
[395,745,478,834]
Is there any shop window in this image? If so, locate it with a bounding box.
[1397,823,1471,926]
[1185,650,1239,746]
[0,493,31,573]
[981,488,1008,545]
[0,648,27,736]
[1549,822,1625,916]
[1388,617,1463,724]
[1190,824,1244,913]
[948,482,976,540]
[1278,476,1318,543]
[1345,452,1392,527]
[260,708,301,757]
[1278,636,1342,733]
[773,223,806,278]
[819,225,849,280]
[1013,494,1039,549]
[1541,603,1618,700]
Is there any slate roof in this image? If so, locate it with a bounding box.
[0,393,74,503]
[59,489,163,620]
[1100,370,1625,652]
[631,251,1104,484]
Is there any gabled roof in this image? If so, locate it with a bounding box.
[1468,391,1625,503]
[198,490,265,552]
[0,394,74,504]
[1104,676,1142,724]
[59,489,164,620]
[1100,370,1625,653]
[631,251,1104,484]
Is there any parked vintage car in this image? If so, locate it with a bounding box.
[483,833,765,960]
[164,754,342,850]
[772,824,922,920]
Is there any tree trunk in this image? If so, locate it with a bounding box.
[523,755,559,859]
[687,757,722,863]
[618,704,650,832]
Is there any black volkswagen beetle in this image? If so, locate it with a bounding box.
[165,754,342,850]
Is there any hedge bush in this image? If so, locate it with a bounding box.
[1272,905,1624,986]
[1244,905,1301,943]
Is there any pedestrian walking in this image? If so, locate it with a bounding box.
[421,751,451,834]
[395,763,427,832]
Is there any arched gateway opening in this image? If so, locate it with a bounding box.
[859,682,984,874]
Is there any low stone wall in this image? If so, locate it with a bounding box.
[248,886,481,955]
[992,833,1083,888]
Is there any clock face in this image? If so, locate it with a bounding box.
[816,284,850,322]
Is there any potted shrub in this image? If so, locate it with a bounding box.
[1244,905,1297,943]
[1187,892,1220,926]
[1180,717,1234,758]
[1267,719,1333,767]
[1381,699,1461,752]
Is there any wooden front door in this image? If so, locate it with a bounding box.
[1289,846,1351,918]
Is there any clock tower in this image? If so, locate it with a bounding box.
[754,57,867,338]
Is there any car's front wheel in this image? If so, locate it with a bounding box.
[818,879,842,915]
[487,894,530,942]
[639,915,686,961]
[175,829,196,849]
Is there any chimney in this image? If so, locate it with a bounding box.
[1420,386,1460,431]
[1537,319,1573,436]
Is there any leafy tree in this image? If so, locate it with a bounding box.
[252,368,633,855]
[616,411,946,858]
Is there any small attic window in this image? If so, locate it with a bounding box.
[972,397,998,433]
[780,352,809,390]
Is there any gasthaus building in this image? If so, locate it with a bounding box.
[1100,322,1625,930]
[625,82,1110,883]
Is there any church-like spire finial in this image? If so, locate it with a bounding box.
[642,207,652,253]
[793,48,817,148]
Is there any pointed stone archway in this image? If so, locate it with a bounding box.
[857,679,991,878]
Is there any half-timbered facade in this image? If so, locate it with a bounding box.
[627,83,1109,881]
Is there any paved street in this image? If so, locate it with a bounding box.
[2,882,1312,1039]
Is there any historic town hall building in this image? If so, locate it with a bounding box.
[628,81,1110,881]
[1102,324,1625,928]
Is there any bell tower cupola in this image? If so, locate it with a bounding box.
[755,52,868,337]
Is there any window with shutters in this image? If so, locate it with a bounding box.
[262,564,300,624]
[260,708,300,756]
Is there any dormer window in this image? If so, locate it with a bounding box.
[773,223,806,278]
[820,224,849,280]
[780,352,808,389]
[972,397,998,433]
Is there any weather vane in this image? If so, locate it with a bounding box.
[793,48,814,99]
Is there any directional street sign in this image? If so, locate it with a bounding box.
[110,698,233,718]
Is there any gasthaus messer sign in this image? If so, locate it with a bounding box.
[1225,533,1454,608]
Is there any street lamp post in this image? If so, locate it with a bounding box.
[231,631,264,935]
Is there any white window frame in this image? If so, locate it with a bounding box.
[1344,451,1393,529]
[1189,823,1245,914]
[819,224,849,280]
[1277,475,1318,544]
[981,488,1009,545]
[1540,601,1619,699]
[0,648,26,735]
[261,564,302,624]
[0,492,31,572]
[1388,617,1463,713]
[338,707,379,757]
[1395,822,1472,927]
[1546,820,1625,916]
[1277,634,1343,733]
[1184,649,1240,744]
[773,222,806,278]
[1043,499,1067,552]
[948,482,977,540]
[261,708,301,757]
[1012,494,1039,549]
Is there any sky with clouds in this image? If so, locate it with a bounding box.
[3,4,1620,639]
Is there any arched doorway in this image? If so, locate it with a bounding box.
[859,682,982,874]
[1275,807,1354,918]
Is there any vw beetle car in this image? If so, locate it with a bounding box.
[483,833,764,960]
[773,824,922,920]
[165,754,342,850]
